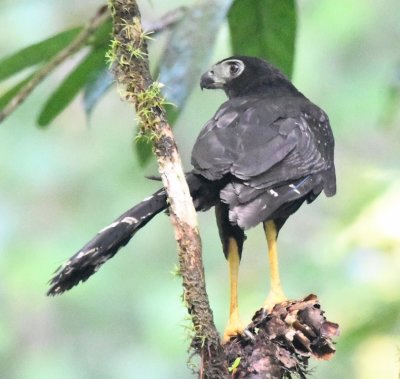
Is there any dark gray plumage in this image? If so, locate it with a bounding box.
[48,56,335,295]
[191,93,335,229]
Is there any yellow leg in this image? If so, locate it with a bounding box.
[223,237,244,342]
[263,220,287,311]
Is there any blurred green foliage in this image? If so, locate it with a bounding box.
[37,45,109,127]
[228,0,296,78]
[0,27,82,81]
[0,0,399,378]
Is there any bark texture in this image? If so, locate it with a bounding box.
[224,295,339,378]
[108,2,339,378]
[109,1,227,377]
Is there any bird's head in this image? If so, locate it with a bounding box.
[200,56,293,98]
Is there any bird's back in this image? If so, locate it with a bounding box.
[191,91,336,229]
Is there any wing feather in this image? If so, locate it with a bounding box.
[191,95,335,229]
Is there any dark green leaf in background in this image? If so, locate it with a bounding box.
[0,74,36,110]
[158,0,233,107]
[228,0,296,78]
[135,137,154,168]
[83,66,114,118]
[82,19,114,117]
[138,0,233,166]
[0,27,82,82]
[37,45,108,127]
[88,18,112,48]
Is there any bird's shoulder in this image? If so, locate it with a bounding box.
[194,92,330,141]
[197,94,301,133]
[191,92,335,194]
[191,93,313,162]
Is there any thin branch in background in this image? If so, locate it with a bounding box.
[143,6,186,34]
[0,5,110,124]
[0,5,185,126]
[108,0,228,377]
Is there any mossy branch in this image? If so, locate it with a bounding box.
[108,0,228,377]
[108,2,340,378]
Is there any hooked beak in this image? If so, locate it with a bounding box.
[200,70,225,90]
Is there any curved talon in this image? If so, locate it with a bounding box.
[243,328,255,341]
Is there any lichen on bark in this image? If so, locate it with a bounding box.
[108,1,227,377]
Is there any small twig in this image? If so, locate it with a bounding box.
[0,6,183,125]
[0,5,110,124]
[109,0,227,377]
[143,6,186,34]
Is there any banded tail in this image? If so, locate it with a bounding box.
[47,188,168,295]
[47,174,215,296]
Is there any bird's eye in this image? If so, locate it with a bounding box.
[229,63,240,75]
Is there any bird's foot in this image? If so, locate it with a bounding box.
[262,288,287,314]
[223,314,244,343]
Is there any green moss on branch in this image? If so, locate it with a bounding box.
[108,1,228,377]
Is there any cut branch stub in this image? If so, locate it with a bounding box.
[224,294,339,379]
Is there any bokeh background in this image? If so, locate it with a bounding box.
[1,0,399,378]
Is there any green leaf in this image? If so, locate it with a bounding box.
[0,74,35,110]
[89,19,112,48]
[145,0,232,167]
[0,27,82,82]
[228,0,296,78]
[158,0,233,107]
[83,66,114,117]
[81,19,113,117]
[37,45,108,127]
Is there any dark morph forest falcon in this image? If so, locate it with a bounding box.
[48,56,336,341]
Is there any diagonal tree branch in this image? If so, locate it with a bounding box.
[108,0,227,377]
[142,6,186,34]
[0,5,110,124]
[99,2,341,378]
[0,5,185,125]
